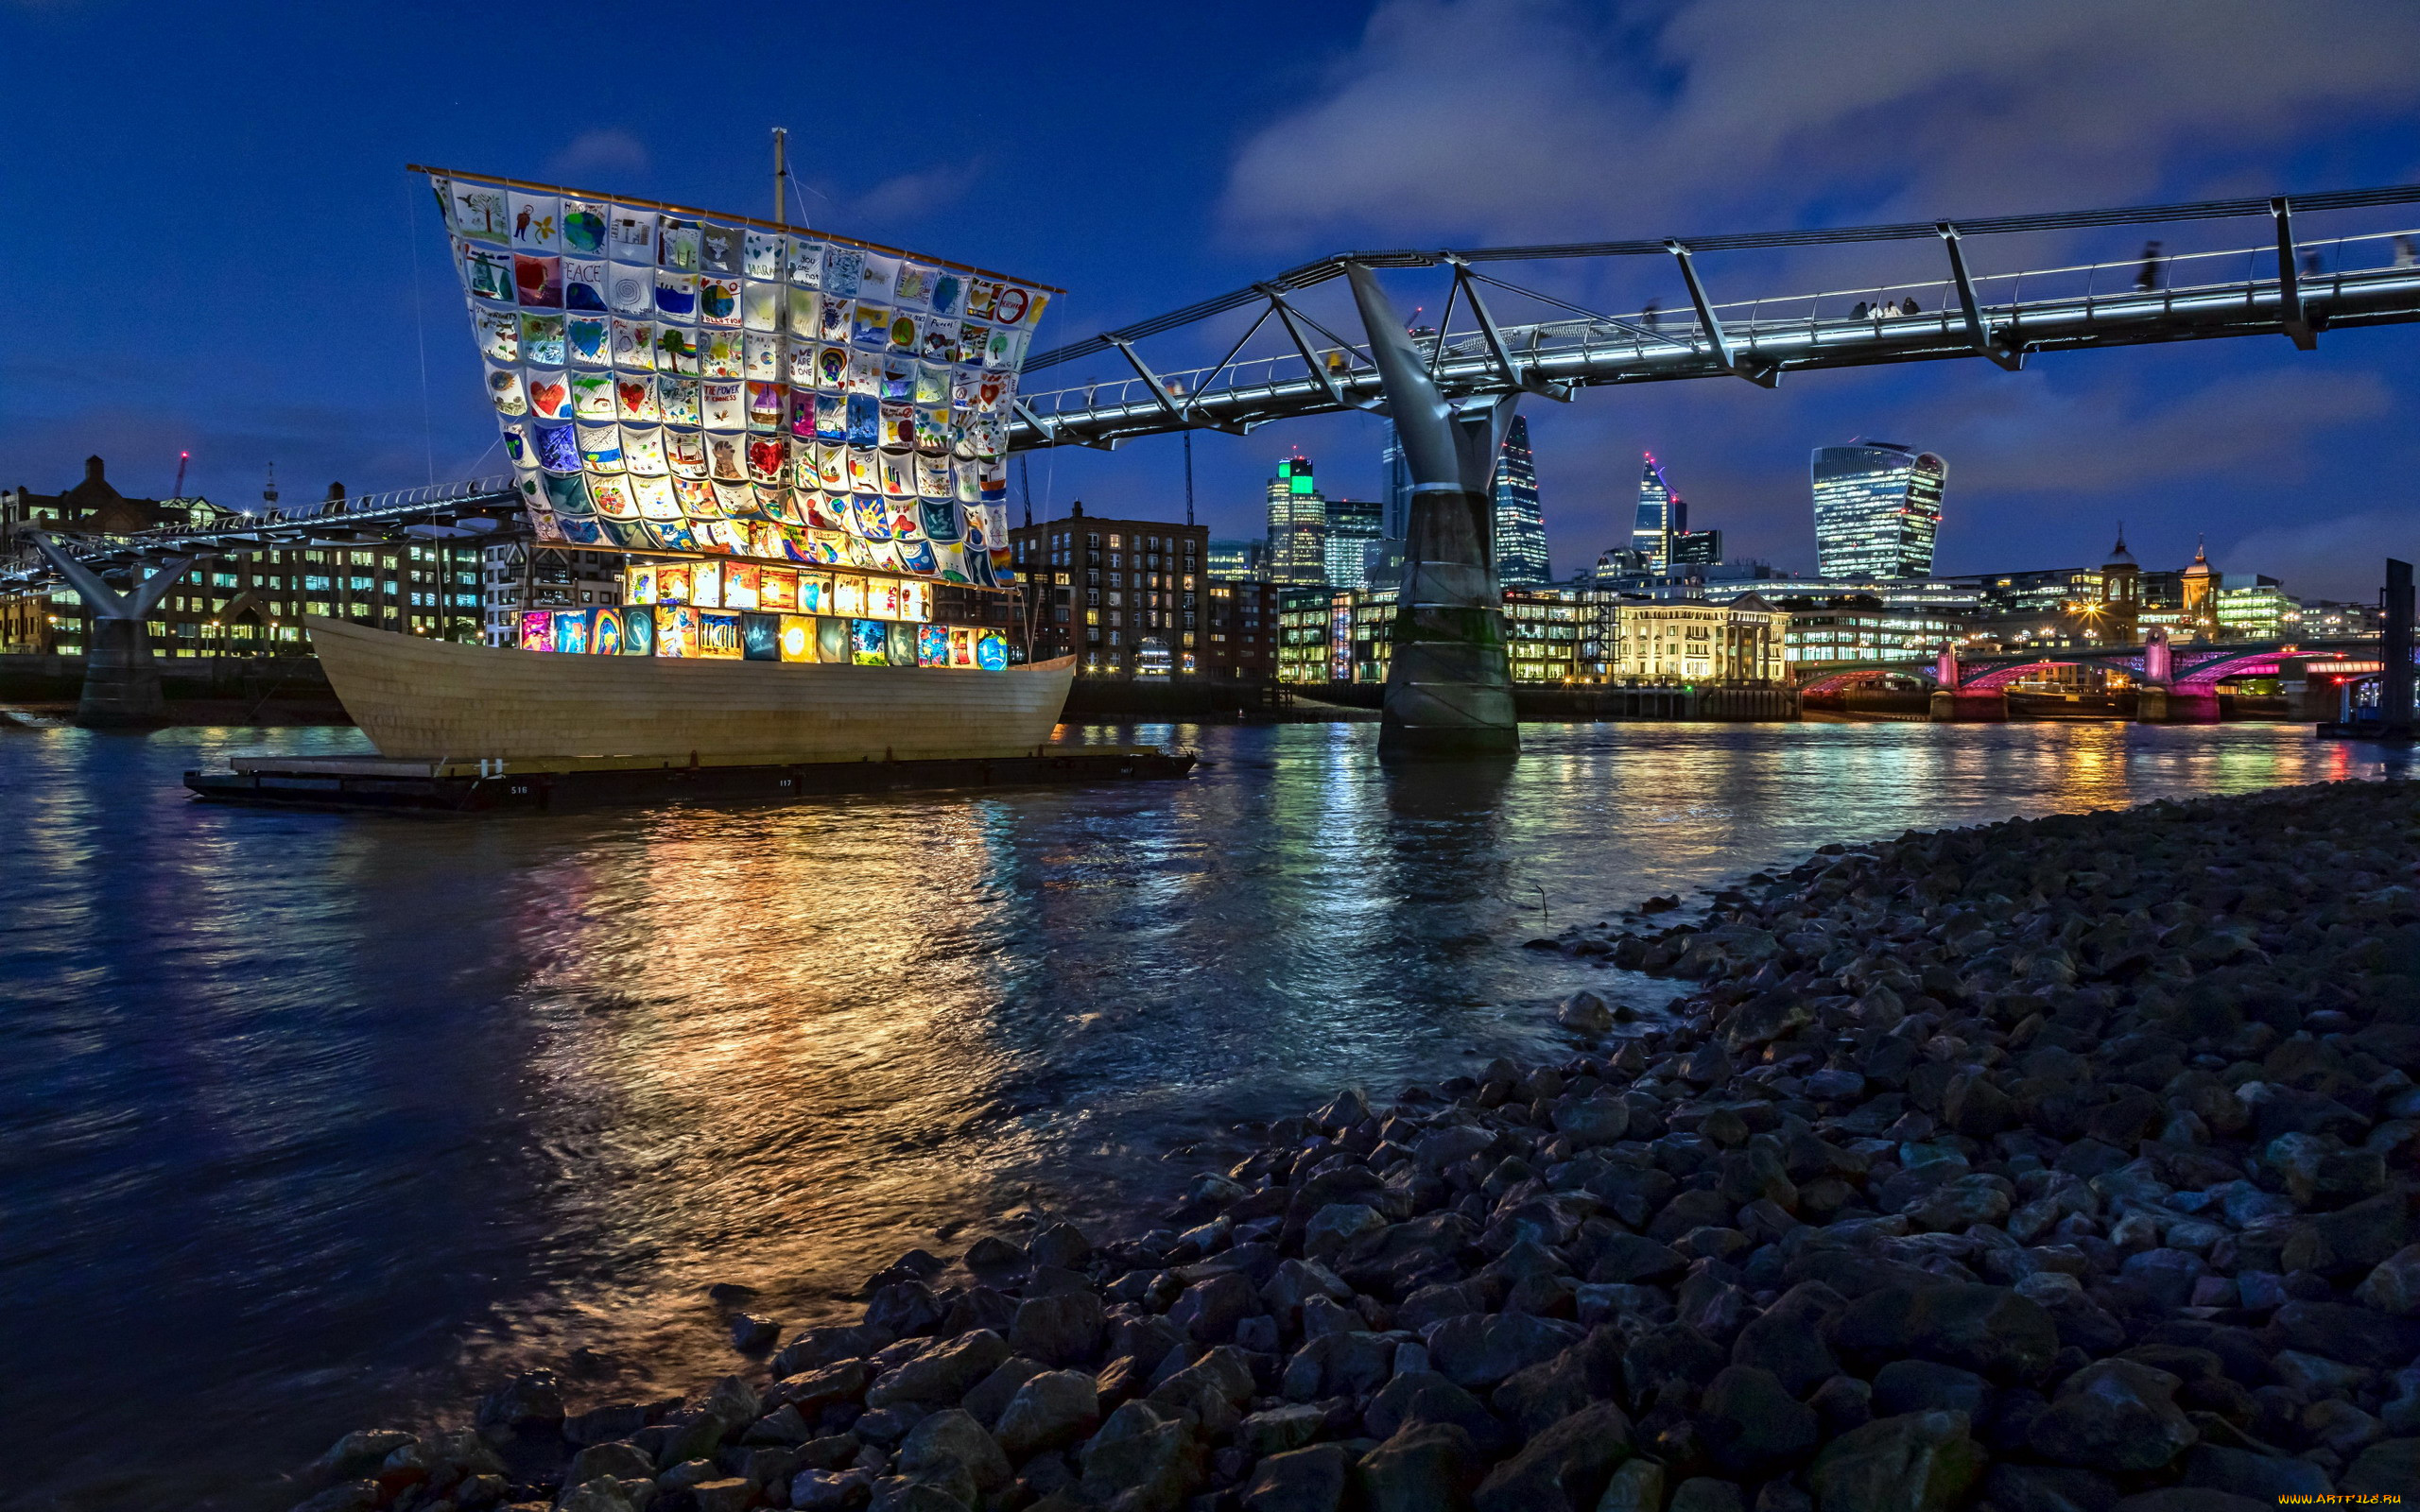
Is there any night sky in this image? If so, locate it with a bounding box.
[9,1,2420,598]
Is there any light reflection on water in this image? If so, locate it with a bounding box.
[0,716,2397,1511]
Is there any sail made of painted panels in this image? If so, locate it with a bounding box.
[426,169,1052,589]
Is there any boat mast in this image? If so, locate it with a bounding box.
[771,129,788,227]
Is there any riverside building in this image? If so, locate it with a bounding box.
[1810,441,1945,578]
[1015,504,1206,675]
[2,460,482,657]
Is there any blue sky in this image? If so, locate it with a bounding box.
[7,0,2420,597]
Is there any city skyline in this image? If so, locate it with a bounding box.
[8,3,2420,599]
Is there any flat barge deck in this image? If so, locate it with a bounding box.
[184,747,1197,813]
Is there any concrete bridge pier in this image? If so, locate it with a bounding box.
[26,534,198,727]
[1928,688,2007,722]
[2135,686,2221,723]
[1343,263,1520,760]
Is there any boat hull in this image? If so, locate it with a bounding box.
[306,616,1075,763]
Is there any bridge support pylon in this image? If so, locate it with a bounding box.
[2135,686,2220,723]
[1928,689,2006,722]
[26,535,199,728]
[1343,264,1519,761]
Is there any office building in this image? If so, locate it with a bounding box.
[1810,441,1945,577]
[1503,586,1583,680]
[1380,421,1414,541]
[1632,454,1684,571]
[1599,596,1789,683]
[1207,539,1267,581]
[1783,605,1963,666]
[1668,529,1722,568]
[1012,503,1206,675]
[1266,455,1327,586]
[1492,416,1551,587]
[1323,496,1385,591]
[2216,576,2290,640]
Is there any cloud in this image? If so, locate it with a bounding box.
[1219,0,2420,247]
[2222,507,2420,602]
[549,129,650,181]
[844,163,984,227]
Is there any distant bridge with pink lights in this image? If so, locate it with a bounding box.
[1795,633,2394,723]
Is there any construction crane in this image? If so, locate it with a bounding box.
[171,451,189,498]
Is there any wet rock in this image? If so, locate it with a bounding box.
[1828,1282,2059,1382]
[1427,1310,1583,1390]
[993,1370,1100,1457]
[898,1407,1011,1496]
[1357,1422,1480,1512]
[2029,1360,2198,1472]
[867,1331,1011,1409]
[1698,1365,1818,1478]
[1469,1400,1633,1512]
[1010,1289,1103,1366]
[1589,1234,1689,1286]
[1245,1443,1351,1512]
[2178,1444,2333,1499]
[1806,1410,1987,1512]
[1668,1480,1745,1512]
[1732,1281,1845,1394]
[1979,1464,2122,1512]
[1582,1460,1660,1512]
[1305,1203,1389,1261]
[307,1429,417,1484]
[2355,1244,2420,1316]
[475,1370,564,1432]
[1079,1400,1204,1512]
[733,1314,783,1354]
[2342,1438,2420,1495]
[1282,1329,1394,1400]
[776,1323,898,1379]
[1871,1360,1990,1418]
[2272,1299,2420,1370]
[1239,1402,1327,1459]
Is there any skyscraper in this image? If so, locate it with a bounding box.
[1633,454,1685,572]
[1809,441,1945,578]
[1380,421,1413,541]
[1492,415,1551,587]
[1323,496,1384,590]
[1266,455,1328,585]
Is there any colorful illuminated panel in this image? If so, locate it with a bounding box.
[433,169,1041,589]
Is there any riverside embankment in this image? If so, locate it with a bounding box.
[291,776,2420,1512]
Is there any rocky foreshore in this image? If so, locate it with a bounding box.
[292,779,2420,1512]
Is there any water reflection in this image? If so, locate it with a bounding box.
[0,717,2403,1511]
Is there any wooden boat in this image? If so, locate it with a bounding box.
[306,615,1076,764]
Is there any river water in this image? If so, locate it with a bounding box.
[0,716,2398,1510]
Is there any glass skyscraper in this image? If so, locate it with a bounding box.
[1322,496,1384,590]
[1491,415,1551,587]
[1810,441,1945,578]
[1633,454,1683,571]
[1266,455,1328,585]
[1380,421,1413,541]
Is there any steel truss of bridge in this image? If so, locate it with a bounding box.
[1009,183,2420,453]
